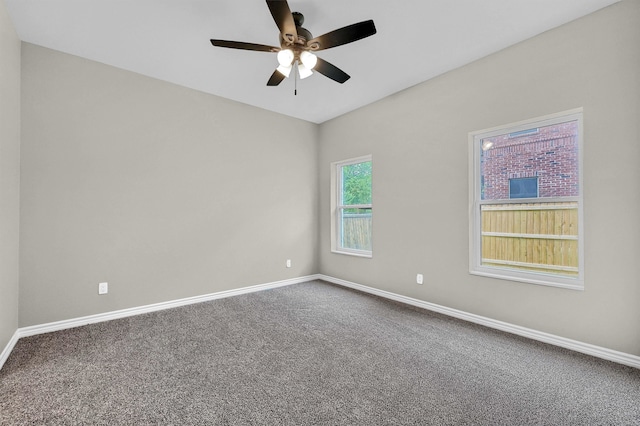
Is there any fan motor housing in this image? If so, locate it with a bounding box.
[292,12,312,43]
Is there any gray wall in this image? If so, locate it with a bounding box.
[0,0,21,354]
[19,44,319,326]
[8,1,640,360]
[319,1,640,356]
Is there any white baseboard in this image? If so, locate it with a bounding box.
[318,274,640,369]
[1,275,319,371]
[0,330,20,371]
[3,273,638,371]
[10,274,319,344]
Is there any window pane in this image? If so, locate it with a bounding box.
[341,161,372,205]
[480,121,579,201]
[340,208,372,251]
[480,202,578,277]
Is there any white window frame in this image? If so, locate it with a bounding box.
[469,108,584,290]
[331,155,372,258]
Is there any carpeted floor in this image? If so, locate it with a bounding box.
[1,280,639,425]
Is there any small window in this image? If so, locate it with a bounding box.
[469,109,583,289]
[331,155,372,257]
[509,177,538,199]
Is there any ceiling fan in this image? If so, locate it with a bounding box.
[210,0,377,87]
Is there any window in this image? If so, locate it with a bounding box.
[469,109,583,289]
[509,177,538,199]
[331,155,372,257]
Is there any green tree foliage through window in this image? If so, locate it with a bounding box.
[342,161,372,206]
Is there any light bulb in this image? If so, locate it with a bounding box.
[276,64,292,78]
[298,62,313,79]
[300,51,317,69]
[277,49,294,67]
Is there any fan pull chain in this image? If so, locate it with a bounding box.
[294,62,298,96]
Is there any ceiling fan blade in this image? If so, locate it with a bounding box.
[307,20,376,51]
[210,39,279,52]
[314,57,350,84]
[266,0,297,42]
[267,69,286,86]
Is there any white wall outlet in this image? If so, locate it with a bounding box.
[98,282,108,295]
[286,259,292,268]
[416,274,424,285]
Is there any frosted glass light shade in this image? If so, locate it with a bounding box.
[277,49,294,67]
[300,51,317,69]
[298,62,313,79]
[277,64,292,77]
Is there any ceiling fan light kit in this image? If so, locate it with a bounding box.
[210,0,376,88]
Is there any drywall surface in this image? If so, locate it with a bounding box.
[0,0,21,353]
[20,44,319,326]
[319,1,640,355]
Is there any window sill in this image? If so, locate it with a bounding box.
[470,267,583,291]
[331,249,372,259]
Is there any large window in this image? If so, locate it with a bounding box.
[469,109,583,289]
[331,155,372,257]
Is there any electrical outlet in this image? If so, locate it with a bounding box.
[98,282,108,295]
[286,259,292,268]
[416,274,424,285]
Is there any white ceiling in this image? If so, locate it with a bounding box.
[6,0,620,123]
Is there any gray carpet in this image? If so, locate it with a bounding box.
[1,280,639,425]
